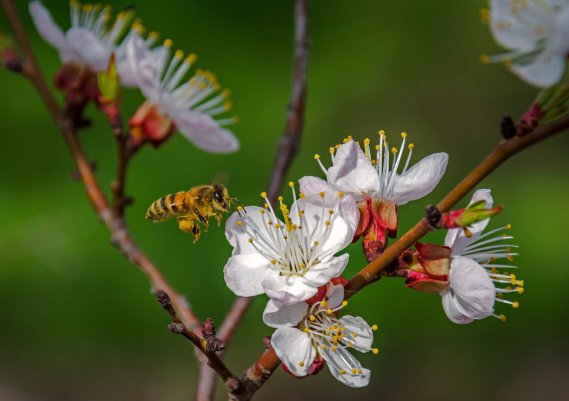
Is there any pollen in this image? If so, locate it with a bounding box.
[313,241,319,246]
[391,147,398,154]
[321,344,327,349]
[260,192,267,198]
[512,301,520,309]
[372,324,378,331]
[175,49,184,59]
[248,238,253,243]
[329,147,335,154]
[163,38,174,47]
[148,31,160,41]
[517,287,524,294]
[339,369,346,375]
[278,196,284,202]
[342,300,348,307]
[480,54,490,64]
[236,221,243,226]
[319,192,325,198]
[327,309,333,315]
[309,315,316,321]
[259,209,265,214]
[372,348,379,355]
[325,221,331,226]
[299,361,305,367]
[364,137,371,144]
[408,143,415,149]
[314,154,320,160]
[320,300,328,307]
[303,327,310,333]
[338,191,344,198]
[401,132,407,138]
[352,368,358,374]
[271,259,277,265]
[498,314,507,322]
[328,209,334,214]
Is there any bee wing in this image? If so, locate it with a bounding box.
[211,171,231,186]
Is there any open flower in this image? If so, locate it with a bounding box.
[29,1,134,78]
[224,184,356,305]
[300,133,448,260]
[125,31,238,152]
[442,189,523,324]
[264,283,378,387]
[483,0,569,87]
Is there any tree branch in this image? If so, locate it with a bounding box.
[1,0,240,384]
[195,0,311,399]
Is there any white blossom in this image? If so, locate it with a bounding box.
[29,1,135,83]
[224,184,356,305]
[442,189,523,324]
[300,134,448,206]
[484,0,569,87]
[125,31,239,153]
[264,283,378,387]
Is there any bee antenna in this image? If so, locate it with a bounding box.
[233,198,247,214]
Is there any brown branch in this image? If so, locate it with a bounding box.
[1,0,241,384]
[345,113,569,297]
[195,0,311,399]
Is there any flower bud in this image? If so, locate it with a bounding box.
[439,200,503,229]
[357,198,398,262]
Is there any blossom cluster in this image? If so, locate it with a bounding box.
[223,133,523,387]
[29,0,239,152]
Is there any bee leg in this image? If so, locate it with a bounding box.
[216,212,223,227]
[194,209,209,232]
[191,224,201,243]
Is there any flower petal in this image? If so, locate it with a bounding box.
[340,316,373,353]
[298,176,337,196]
[290,194,355,257]
[510,52,566,88]
[448,256,495,320]
[320,346,371,388]
[271,327,315,377]
[262,274,318,305]
[388,152,448,205]
[441,289,475,324]
[303,254,350,288]
[262,299,307,329]
[173,110,239,153]
[66,27,111,72]
[445,189,493,255]
[223,254,271,297]
[325,141,379,200]
[29,1,67,53]
[225,206,279,256]
[326,283,345,309]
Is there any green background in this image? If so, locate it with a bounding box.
[1,1,568,400]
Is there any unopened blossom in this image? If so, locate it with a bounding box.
[442,189,523,324]
[483,0,569,87]
[224,184,356,305]
[264,282,378,387]
[29,1,135,82]
[125,31,238,152]
[300,134,448,260]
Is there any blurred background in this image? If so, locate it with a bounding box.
[1,1,569,400]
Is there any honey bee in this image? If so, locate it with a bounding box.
[146,183,235,242]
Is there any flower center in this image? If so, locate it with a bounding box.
[236,184,342,277]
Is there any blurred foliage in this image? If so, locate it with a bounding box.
[0,1,568,400]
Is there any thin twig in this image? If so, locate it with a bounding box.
[195,0,311,399]
[1,0,241,382]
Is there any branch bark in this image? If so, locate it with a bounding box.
[195,0,310,399]
[1,0,239,385]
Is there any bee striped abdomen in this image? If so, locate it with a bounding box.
[146,191,189,221]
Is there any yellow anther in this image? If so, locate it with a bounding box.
[327,308,333,315]
[339,369,346,375]
[175,49,184,59]
[260,191,267,198]
[299,193,305,199]
[185,53,197,64]
[259,209,265,214]
[303,327,310,333]
[275,223,282,229]
[480,54,490,64]
[401,132,407,138]
[237,206,244,211]
[236,221,243,226]
[372,324,378,331]
[163,38,173,47]
[378,129,385,136]
[342,300,348,307]
[288,181,294,188]
[299,263,306,269]
[278,196,284,201]
[321,344,327,349]
[331,346,337,351]
[391,147,398,154]
[517,287,524,294]
[324,221,331,226]
[512,302,520,309]
[299,361,305,367]
[329,147,335,154]
[375,144,381,151]
[357,368,363,374]
[271,259,277,265]
[506,224,512,230]
[347,342,353,348]
[352,332,357,337]
[338,191,344,198]
[328,209,334,214]
[319,192,325,198]
[352,368,358,374]
[320,300,328,307]
[314,154,320,160]
[148,31,160,41]
[248,238,253,243]
[372,348,379,355]
[364,138,371,144]
[498,314,507,322]
[224,100,233,111]
[408,143,415,149]
[264,203,270,209]
[309,315,316,321]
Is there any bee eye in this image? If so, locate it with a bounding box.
[213,190,224,203]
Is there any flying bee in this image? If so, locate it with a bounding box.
[145,183,236,243]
